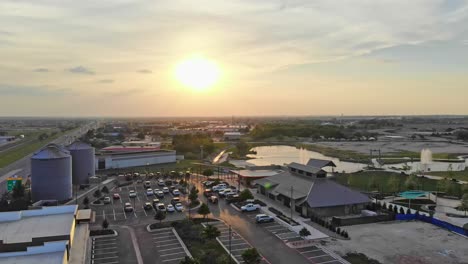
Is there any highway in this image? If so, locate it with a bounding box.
[0,122,98,194]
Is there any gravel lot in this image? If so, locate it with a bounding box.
[326,221,468,264]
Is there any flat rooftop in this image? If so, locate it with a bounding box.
[0,251,65,264]
[0,206,76,244]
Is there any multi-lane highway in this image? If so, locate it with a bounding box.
[0,122,98,194]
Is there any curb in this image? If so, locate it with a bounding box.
[90,229,118,238]
[147,226,172,233]
[230,203,242,212]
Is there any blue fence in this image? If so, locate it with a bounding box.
[396,214,467,236]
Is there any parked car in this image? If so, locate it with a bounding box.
[172,189,180,197]
[226,194,241,204]
[203,181,214,187]
[158,180,165,186]
[156,203,166,212]
[152,198,160,206]
[162,187,169,193]
[203,189,213,197]
[124,202,133,212]
[155,190,164,198]
[144,181,151,188]
[209,195,218,204]
[144,202,153,210]
[166,204,175,212]
[212,184,227,192]
[113,193,120,200]
[219,189,234,197]
[241,203,260,212]
[129,190,137,198]
[171,197,181,205]
[146,188,154,196]
[255,214,274,223]
[103,196,111,204]
[174,203,184,212]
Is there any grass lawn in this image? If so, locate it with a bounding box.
[429,169,468,182]
[297,143,370,163]
[333,171,464,197]
[0,129,66,169]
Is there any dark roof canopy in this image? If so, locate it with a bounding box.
[288,162,325,174]
[306,179,370,208]
[306,159,336,168]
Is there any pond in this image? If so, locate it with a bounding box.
[230,145,367,173]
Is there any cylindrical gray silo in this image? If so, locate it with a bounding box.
[67,141,95,185]
[31,143,72,202]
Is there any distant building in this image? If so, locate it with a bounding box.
[254,160,370,217]
[95,149,177,170]
[0,205,90,264]
[121,141,161,147]
[223,132,242,141]
[231,165,283,186]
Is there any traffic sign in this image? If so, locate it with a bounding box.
[7,178,22,192]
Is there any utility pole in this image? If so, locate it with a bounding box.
[290,186,294,221]
[229,225,232,264]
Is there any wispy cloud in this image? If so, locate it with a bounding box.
[34,68,50,72]
[0,84,72,97]
[67,66,95,75]
[104,88,145,97]
[137,69,152,74]
[98,79,114,83]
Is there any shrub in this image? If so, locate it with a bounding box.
[399,207,405,214]
[405,208,411,215]
[336,227,341,234]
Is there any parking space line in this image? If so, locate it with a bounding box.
[156,242,181,247]
[122,208,127,219]
[93,238,116,242]
[309,255,330,259]
[92,256,118,260]
[92,251,118,255]
[230,248,251,252]
[143,208,148,216]
[133,210,138,218]
[314,260,341,264]
[94,242,117,246]
[155,238,178,243]
[113,208,116,221]
[160,252,186,257]
[162,257,185,262]
[159,247,184,252]
[93,246,117,250]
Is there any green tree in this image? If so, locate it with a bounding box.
[137,132,145,139]
[239,189,254,201]
[368,176,377,191]
[154,210,166,224]
[404,175,418,190]
[197,203,211,220]
[459,194,468,216]
[102,218,109,230]
[12,181,25,199]
[242,248,262,264]
[202,169,214,176]
[101,186,109,194]
[236,141,250,156]
[202,225,221,240]
[299,227,311,238]
[189,186,199,204]
[83,196,90,208]
[93,189,102,198]
[179,257,200,264]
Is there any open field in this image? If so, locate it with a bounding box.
[0,130,66,168]
[429,169,468,182]
[327,221,468,264]
[333,171,465,197]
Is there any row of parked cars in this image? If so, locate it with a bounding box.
[124,197,185,213]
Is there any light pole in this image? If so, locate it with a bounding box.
[229,225,232,264]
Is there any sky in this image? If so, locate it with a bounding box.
[1,0,468,117]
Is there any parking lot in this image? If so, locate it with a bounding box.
[203,221,269,264]
[241,211,348,264]
[91,179,187,223]
[91,236,119,264]
[152,227,191,263]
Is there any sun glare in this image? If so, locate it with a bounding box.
[175,56,220,90]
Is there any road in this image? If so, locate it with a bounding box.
[0,122,97,194]
[191,176,312,264]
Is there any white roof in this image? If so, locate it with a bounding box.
[0,206,76,244]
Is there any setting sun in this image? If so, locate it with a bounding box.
[175,56,221,90]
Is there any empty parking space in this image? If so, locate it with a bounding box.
[241,212,302,242]
[204,221,269,264]
[91,237,119,264]
[152,227,189,264]
[295,246,347,264]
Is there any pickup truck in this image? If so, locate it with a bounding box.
[241,203,260,212]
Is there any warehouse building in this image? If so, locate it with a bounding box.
[0,205,90,264]
[254,160,370,217]
[95,149,177,170]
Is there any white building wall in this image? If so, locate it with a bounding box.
[96,151,177,170]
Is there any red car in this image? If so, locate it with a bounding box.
[113,193,121,200]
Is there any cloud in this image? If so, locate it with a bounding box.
[137,69,152,74]
[98,79,114,83]
[104,88,145,97]
[67,66,95,75]
[0,84,72,97]
[34,68,50,72]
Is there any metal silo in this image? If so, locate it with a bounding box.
[31,143,72,202]
[67,141,95,185]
